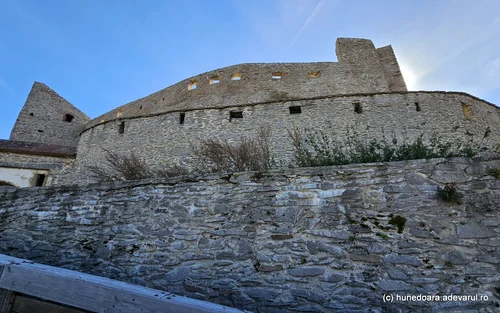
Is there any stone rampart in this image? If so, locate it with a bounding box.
[71,91,500,185]
[86,38,404,129]
[1,158,500,312]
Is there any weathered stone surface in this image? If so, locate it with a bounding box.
[456,224,495,239]
[405,172,435,186]
[307,230,351,240]
[387,267,408,280]
[442,251,468,265]
[257,264,284,272]
[245,288,282,301]
[349,254,381,263]
[287,267,325,277]
[1,158,500,312]
[383,254,422,266]
[431,170,470,183]
[165,266,191,281]
[378,280,411,291]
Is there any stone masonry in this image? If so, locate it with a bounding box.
[70,91,500,186]
[1,157,499,312]
[9,82,90,147]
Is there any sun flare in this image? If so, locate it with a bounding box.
[399,63,418,90]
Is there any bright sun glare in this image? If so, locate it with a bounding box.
[399,63,417,90]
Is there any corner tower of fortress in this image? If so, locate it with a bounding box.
[335,38,407,92]
[9,82,90,147]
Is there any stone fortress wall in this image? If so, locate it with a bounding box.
[1,158,500,312]
[73,91,500,184]
[68,38,500,183]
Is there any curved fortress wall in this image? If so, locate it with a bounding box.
[63,37,500,184]
[72,92,500,184]
[85,39,404,129]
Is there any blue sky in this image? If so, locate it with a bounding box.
[1,0,499,140]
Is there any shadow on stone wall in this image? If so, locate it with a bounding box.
[1,157,500,312]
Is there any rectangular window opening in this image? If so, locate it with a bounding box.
[308,71,320,78]
[209,76,220,85]
[35,174,46,187]
[63,113,75,122]
[289,106,301,114]
[462,102,472,120]
[188,80,197,90]
[354,102,362,114]
[415,102,421,112]
[179,112,186,124]
[118,121,125,134]
[231,73,241,81]
[272,72,283,80]
[230,111,243,120]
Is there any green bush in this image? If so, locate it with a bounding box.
[437,183,463,205]
[388,215,407,233]
[488,167,500,179]
[288,124,490,167]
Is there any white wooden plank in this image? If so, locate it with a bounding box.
[0,254,251,313]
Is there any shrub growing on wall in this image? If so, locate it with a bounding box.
[190,126,273,173]
[288,124,493,167]
[87,149,188,182]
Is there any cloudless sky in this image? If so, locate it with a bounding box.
[1,0,499,140]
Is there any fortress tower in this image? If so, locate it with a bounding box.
[0,82,89,187]
[9,82,89,147]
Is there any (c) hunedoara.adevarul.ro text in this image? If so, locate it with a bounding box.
[382,294,490,303]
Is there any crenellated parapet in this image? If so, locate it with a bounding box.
[86,38,406,130]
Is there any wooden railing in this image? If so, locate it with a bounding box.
[0,254,250,313]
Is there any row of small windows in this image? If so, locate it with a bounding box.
[116,102,431,134]
[187,71,322,90]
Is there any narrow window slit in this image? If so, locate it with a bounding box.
[188,80,197,90]
[118,121,125,134]
[354,102,362,114]
[462,102,472,120]
[232,73,241,81]
[272,72,283,80]
[209,76,220,85]
[415,102,421,112]
[179,112,185,124]
[230,111,243,120]
[289,106,301,114]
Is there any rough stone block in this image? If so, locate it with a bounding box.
[287,267,325,277]
[383,253,422,266]
[378,279,411,291]
[456,224,495,239]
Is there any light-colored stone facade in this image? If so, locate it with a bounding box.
[1,158,499,312]
[71,91,500,185]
